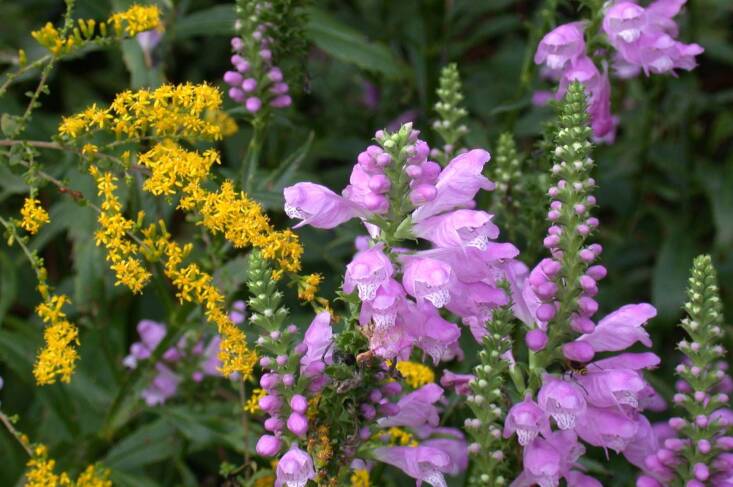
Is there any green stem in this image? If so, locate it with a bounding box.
[242,118,267,192]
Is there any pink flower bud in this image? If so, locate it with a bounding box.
[563,342,595,362]
[526,329,548,351]
[291,394,308,414]
[242,78,257,92]
[256,435,282,457]
[229,87,245,103]
[224,71,244,86]
[245,97,262,113]
[271,95,292,108]
[287,412,308,437]
[536,304,557,322]
[231,37,244,50]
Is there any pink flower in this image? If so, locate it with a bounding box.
[413,210,499,250]
[538,378,587,430]
[358,279,406,330]
[402,302,460,363]
[513,431,585,487]
[284,182,362,229]
[411,149,494,222]
[440,370,474,396]
[504,394,552,446]
[372,446,452,487]
[299,312,333,380]
[402,257,454,308]
[575,406,639,453]
[378,383,444,429]
[576,303,656,352]
[603,2,647,44]
[141,363,180,406]
[534,22,587,70]
[344,245,394,301]
[275,445,315,487]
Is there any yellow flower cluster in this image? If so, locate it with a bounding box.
[205,109,238,137]
[350,469,370,487]
[32,5,160,56]
[382,427,418,447]
[24,445,111,487]
[244,387,267,414]
[297,273,322,302]
[59,83,222,141]
[139,142,303,273]
[19,197,49,235]
[108,4,161,37]
[90,167,151,293]
[395,361,435,389]
[140,223,257,378]
[33,278,79,385]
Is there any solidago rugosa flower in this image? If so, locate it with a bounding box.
[296,273,322,302]
[24,445,111,487]
[32,4,161,56]
[245,387,268,414]
[59,83,222,141]
[19,196,49,235]
[350,468,370,487]
[636,255,733,486]
[33,286,79,386]
[395,361,435,389]
[107,4,161,37]
[89,166,150,293]
[139,141,303,273]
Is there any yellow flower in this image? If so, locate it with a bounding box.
[89,167,151,294]
[380,427,418,447]
[297,273,322,302]
[254,475,275,487]
[108,4,161,37]
[205,109,238,137]
[24,445,111,487]
[244,387,267,414]
[19,197,50,235]
[59,83,223,141]
[33,295,79,385]
[395,361,434,389]
[350,469,370,487]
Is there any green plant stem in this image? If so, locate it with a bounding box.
[0,408,33,456]
[242,118,267,192]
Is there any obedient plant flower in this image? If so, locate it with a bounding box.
[123,319,224,406]
[502,83,661,486]
[373,446,453,487]
[534,0,702,141]
[284,182,362,229]
[284,123,516,365]
[225,1,292,112]
[275,445,315,487]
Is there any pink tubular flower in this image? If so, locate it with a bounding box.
[402,302,460,363]
[413,210,499,250]
[575,406,639,453]
[538,378,587,430]
[378,383,444,429]
[344,245,394,301]
[284,182,362,229]
[358,279,406,330]
[576,303,656,352]
[373,445,452,487]
[440,370,474,396]
[534,22,587,70]
[513,431,585,487]
[299,311,333,381]
[402,257,454,308]
[603,2,647,44]
[141,363,180,406]
[504,394,552,446]
[275,445,315,487]
[411,149,494,222]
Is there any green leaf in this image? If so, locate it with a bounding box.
[697,158,733,249]
[104,419,180,470]
[306,7,405,79]
[173,5,235,38]
[120,39,164,89]
[652,225,697,323]
[256,131,314,193]
[212,255,250,297]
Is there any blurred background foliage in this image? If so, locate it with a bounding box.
[0,0,731,485]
